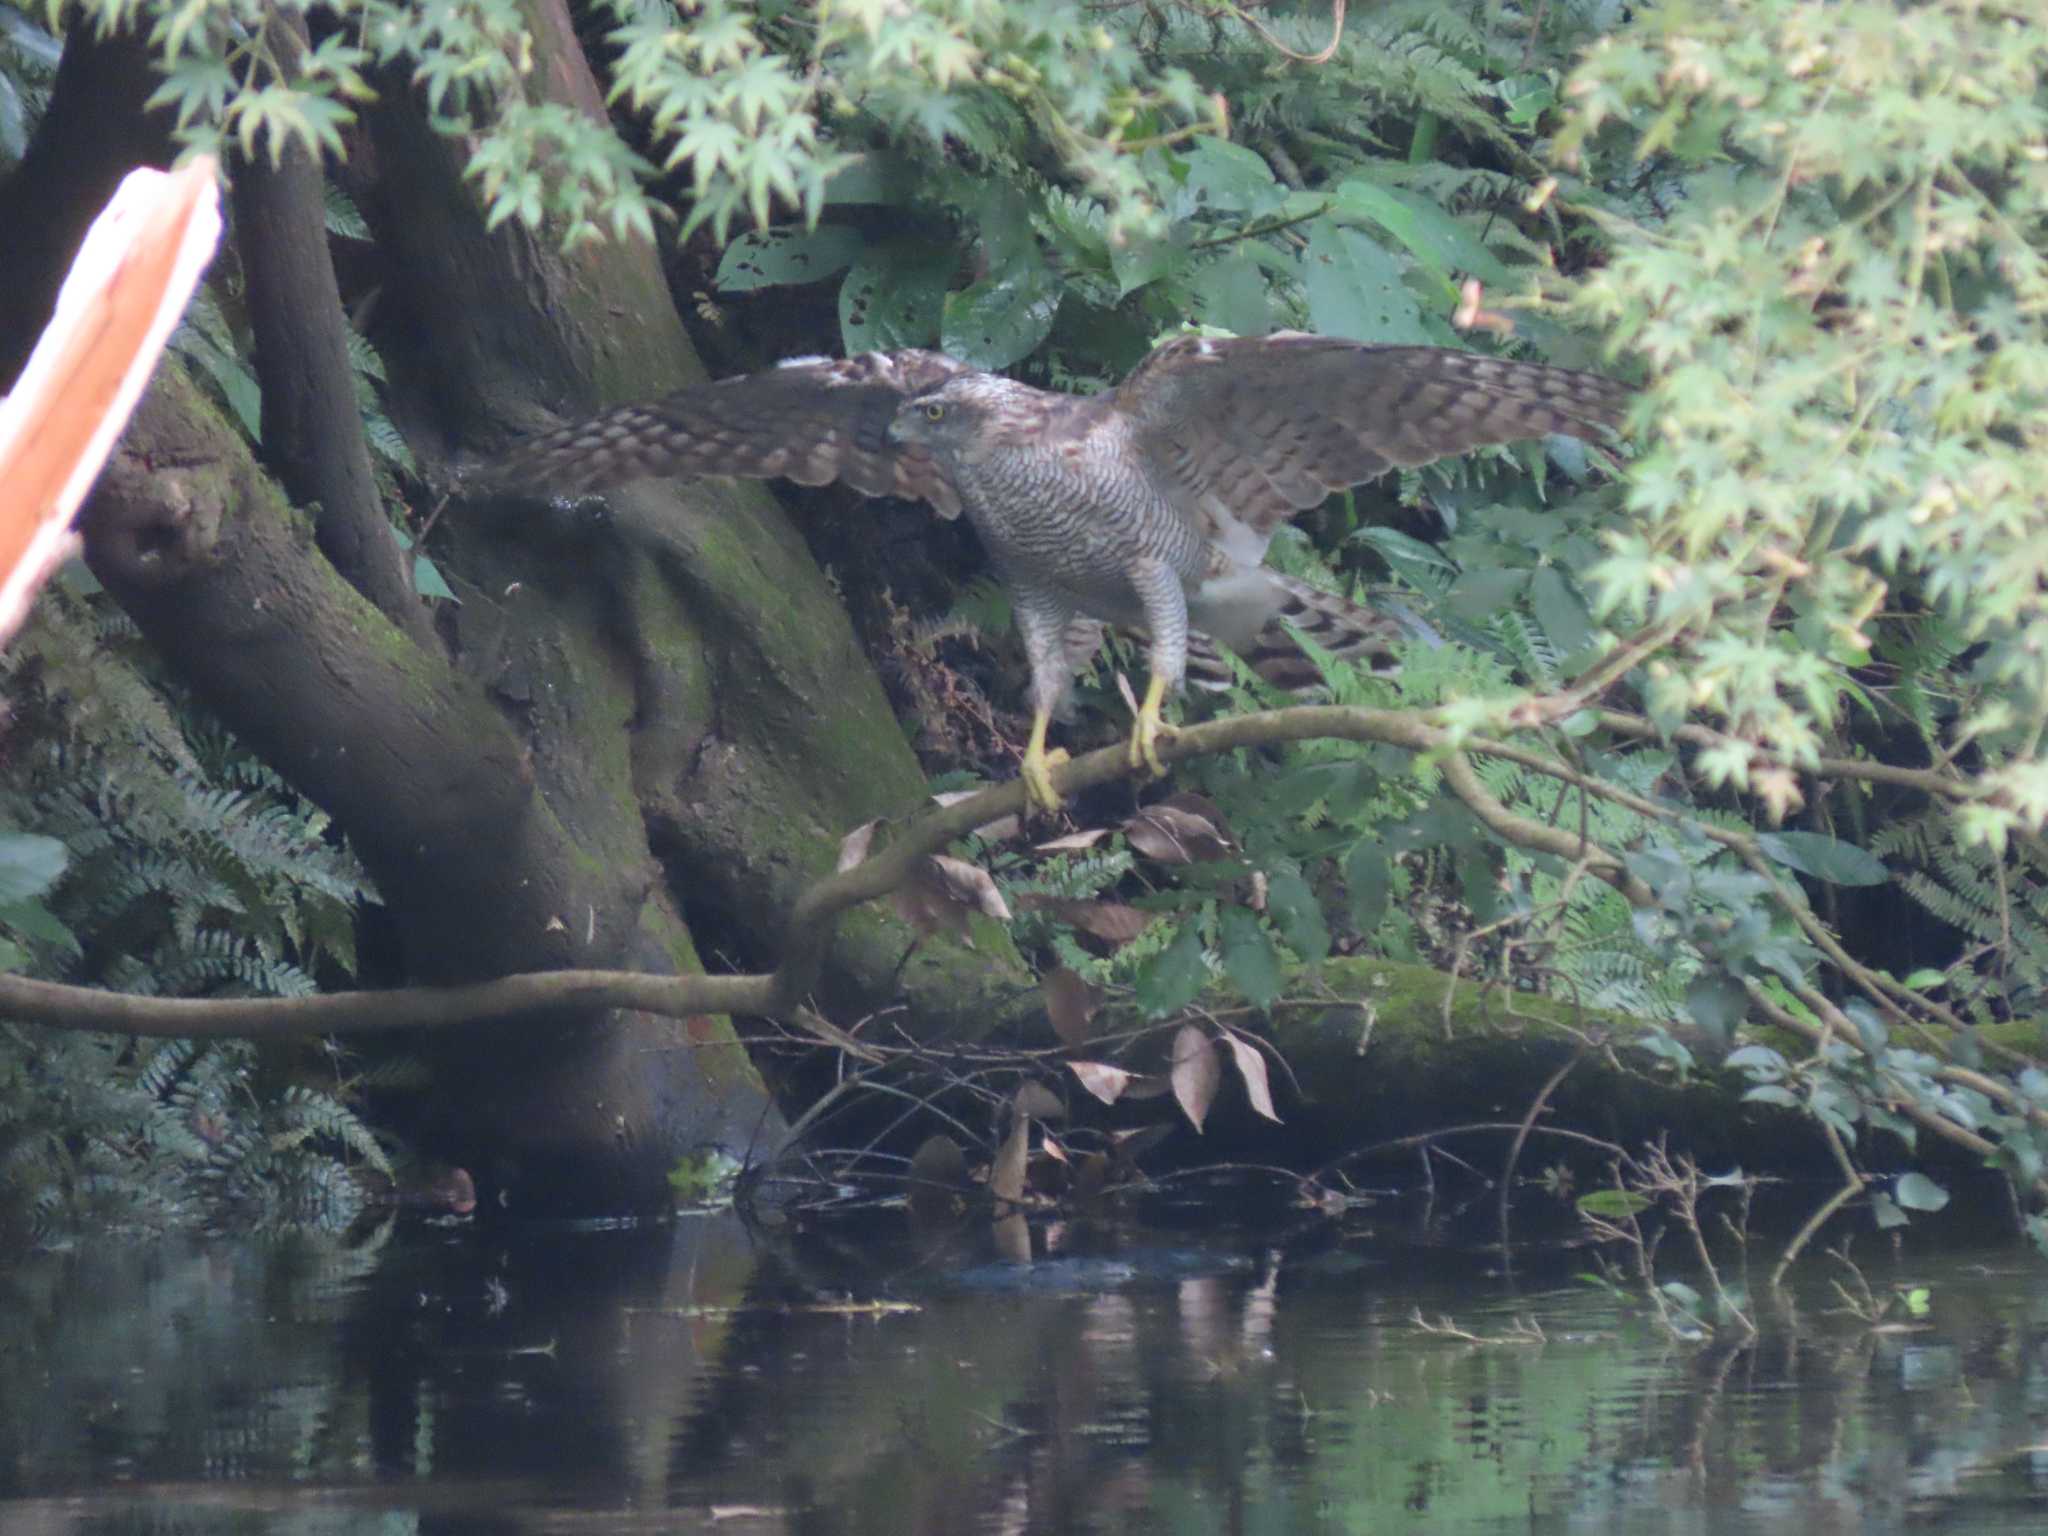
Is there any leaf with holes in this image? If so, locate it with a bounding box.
[717,223,865,291]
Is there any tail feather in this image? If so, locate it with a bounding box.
[1187,574,1434,694]
[1068,577,1433,697]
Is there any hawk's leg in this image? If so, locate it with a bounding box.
[1129,557,1189,779]
[1013,587,1078,814]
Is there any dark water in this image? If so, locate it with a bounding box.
[2,1198,2044,1535]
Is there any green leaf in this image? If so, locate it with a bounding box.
[1300,217,1430,345]
[1446,565,1529,622]
[413,553,457,601]
[1176,138,1288,216]
[840,240,953,353]
[0,898,76,948]
[822,152,915,206]
[1497,74,1558,128]
[1724,1044,1787,1079]
[1109,231,1179,300]
[941,252,1060,369]
[1218,906,1282,1011]
[1353,525,1460,584]
[1344,841,1390,935]
[1893,1172,1950,1212]
[0,832,67,903]
[1742,1085,1800,1109]
[717,224,866,291]
[1529,566,1596,656]
[1134,919,1208,1018]
[1577,1188,1652,1219]
[1263,872,1330,964]
[170,321,262,442]
[1684,970,1747,1044]
[1189,253,1273,336]
[1756,831,1889,887]
[1330,178,1511,289]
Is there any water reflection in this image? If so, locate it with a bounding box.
[1,1204,2043,1535]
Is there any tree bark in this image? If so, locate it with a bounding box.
[232,8,436,650]
[348,3,1036,1032]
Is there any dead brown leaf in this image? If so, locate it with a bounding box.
[1220,1032,1282,1123]
[931,854,1012,919]
[1012,895,1154,948]
[1042,966,1102,1046]
[1014,1080,1066,1120]
[930,789,1021,843]
[836,818,879,873]
[1034,826,1113,853]
[907,1133,969,1223]
[989,1112,1029,1205]
[1160,790,1232,835]
[1171,1023,1222,1133]
[1069,1059,1135,1105]
[1124,804,1234,864]
[891,854,1012,940]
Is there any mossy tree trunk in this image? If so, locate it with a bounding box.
[0,15,1032,1217]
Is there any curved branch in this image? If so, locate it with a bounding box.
[4,695,2036,1133]
[5,701,1629,1039]
[1595,709,1980,802]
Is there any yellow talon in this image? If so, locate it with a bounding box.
[1020,710,1070,814]
[1128,672,1178,779]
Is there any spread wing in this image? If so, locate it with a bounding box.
[483,351,978,518]
[1113,332,1630,566]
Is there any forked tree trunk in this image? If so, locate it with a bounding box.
[0,15,1033,1217]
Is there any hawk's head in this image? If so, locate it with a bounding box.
[886,373,1042,459]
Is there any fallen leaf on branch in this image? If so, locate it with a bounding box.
[836,818,879,873]
[889,853,1012,940]
[1124,803,1234,864]
[1034,827,1112,853]
[930,788,1020,843]
[928,854,1011,919]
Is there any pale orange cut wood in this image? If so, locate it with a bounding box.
[0,156,223,647]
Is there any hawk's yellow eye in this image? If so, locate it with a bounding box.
[923,402,946,421]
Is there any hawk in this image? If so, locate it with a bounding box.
[492,332,1629,811]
